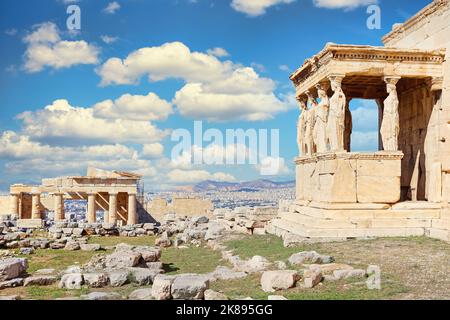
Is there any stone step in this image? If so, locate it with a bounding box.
[428,228,450,242]
[279,211,433,229]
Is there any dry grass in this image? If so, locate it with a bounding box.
[224,235,450,300]
[1,235,449,300]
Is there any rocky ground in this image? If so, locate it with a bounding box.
[1,215,450,300]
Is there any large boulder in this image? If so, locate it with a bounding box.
[23,276,57,287]
[4,233,20,242]
[333,269,366,280]
[83,273,109,288]
[261,270,300,293]
[82,292,121,300]
[59,273,84,289]
[0,295,21,300]
[0,278,24,289]
[0,258,28,281]
[155,235,172,248]
[108,270,130,287]
[171,274,209,300]
[209,266,247,281]
[303,270,323,288]
[64,242,80,251]
[152,274,175,300]
[80,244,102,252]
[128,268,159,285]
[204,289,228,300]
[192,216,209,224]
[128,288,153,300]
[288,251,334,265]
[105,251,142,269]
[242,256,271,273]
[204,223,226,241]
[309,263,354,275]
[133,246,161,262]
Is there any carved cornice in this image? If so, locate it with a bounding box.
[290,44,446,89]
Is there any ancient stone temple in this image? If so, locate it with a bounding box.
[270,0,450,242]
[8,167,143,228]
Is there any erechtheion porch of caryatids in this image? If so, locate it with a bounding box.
[270,0,450,243]
[292,43,446,205]
[8,167,143,228]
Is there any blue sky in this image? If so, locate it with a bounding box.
[0,0,430,191]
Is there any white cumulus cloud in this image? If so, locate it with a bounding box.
[141,143,165,159]
[17,99,168,145]
[174,82,288,121]
[100,35,118,44]
[23,22,99,73]
[231,0,295,17]
[207,47,230,57]
[93,92,173,122]
[103,1,121,14]
[313,0,377,10]
[96,42,293,121]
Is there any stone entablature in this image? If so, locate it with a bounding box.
[296,152,403,205]
[290,44,445,97]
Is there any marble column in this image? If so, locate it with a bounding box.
[54,193,65,221]
[10,193,20,219]
[87,193,97,223]
[108,192,118,224]
[127,193,137,226]
[31,192,41,220]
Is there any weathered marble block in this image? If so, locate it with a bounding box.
[296,152,403,204]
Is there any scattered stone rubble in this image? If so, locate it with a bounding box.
[1,214,377,300]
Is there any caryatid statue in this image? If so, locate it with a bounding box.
[297,97,309,156]
[381,77,400,151]
[327,75,346,152]
[313,83,330,153]
[306,90,318,154]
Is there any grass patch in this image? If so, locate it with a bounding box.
[162,245,224,275]
[20,249,101,273]
[26,285,78,300]
[225,234,304,262]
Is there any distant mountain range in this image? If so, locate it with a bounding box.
[191,179,295,192]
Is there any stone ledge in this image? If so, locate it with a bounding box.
[391,201,443,210]
[295,151,404,165]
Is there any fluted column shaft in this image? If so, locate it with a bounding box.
[10,193,20,219]
[87,193,97,223]
[108,193,118,224]
[127,193,137,225]
[31,193,41,219]
[54,193,65,221]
